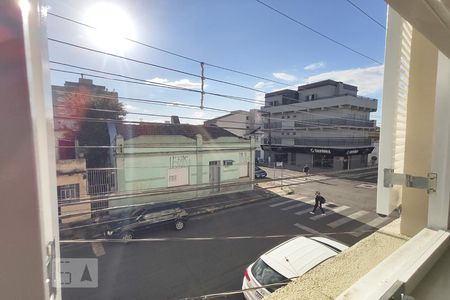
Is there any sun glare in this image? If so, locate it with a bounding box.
[84,2,136,52]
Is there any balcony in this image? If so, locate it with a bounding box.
[56,158,86,175]
[264,121,282,129]
[261,94,378,113]
[294,118,376,128]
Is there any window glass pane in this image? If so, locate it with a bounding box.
[251,259,288,292]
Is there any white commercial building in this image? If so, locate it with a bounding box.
[261,80,378,170]
[205,109,264,161]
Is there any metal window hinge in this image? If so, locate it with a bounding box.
[46,239,57,297]
[384,169,437,193]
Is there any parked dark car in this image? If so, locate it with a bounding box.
[255,166,267,179]
[104,203,189,240]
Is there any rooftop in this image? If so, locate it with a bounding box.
[116,123,241,141]
[297,80,358,92]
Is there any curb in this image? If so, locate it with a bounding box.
[188,194,281,217]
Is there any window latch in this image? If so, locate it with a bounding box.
[383,168,437,194]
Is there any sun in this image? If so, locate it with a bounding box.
[84,2,136,52]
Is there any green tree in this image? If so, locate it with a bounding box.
[76,94,126,168]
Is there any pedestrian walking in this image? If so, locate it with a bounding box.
[310,191,326,215]
[303,164,310,176]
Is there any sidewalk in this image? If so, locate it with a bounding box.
[59,187,278,239]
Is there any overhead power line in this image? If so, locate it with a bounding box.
[57,166,377,211]
[48,39,270,94]
[54,102,375,132]
[55,112,374,139]
[344,0,386,30]
[254,0,383,65]
[47,12,288,86]
[51,65,377,125]
[50,66,265,105]
[58,91,232,114]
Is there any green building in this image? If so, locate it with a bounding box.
[113,123,255,208]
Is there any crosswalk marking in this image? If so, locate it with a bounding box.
[269,200,296,208]
[282,179,305,185]
[294,207,314,216]
[309,205,350,221]
[281,202,308,211]
[327,211,370,228]
[293,223,341,241]
[294,223,323,236]
[351,217,388,237]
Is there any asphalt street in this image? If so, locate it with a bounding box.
[60,173,392,300]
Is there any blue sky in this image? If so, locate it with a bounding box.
[47,0,387,124]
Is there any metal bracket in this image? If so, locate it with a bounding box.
[46,239,57,297]
[384,169,437,193]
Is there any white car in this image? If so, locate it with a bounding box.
[242,236,348,300]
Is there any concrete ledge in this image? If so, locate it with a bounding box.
[337,228,450,300]
[266,219,409,300]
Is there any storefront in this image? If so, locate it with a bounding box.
[262,145,374,170]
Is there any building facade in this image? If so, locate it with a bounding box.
[52,78,120,221]
[261,80,378,170]
[56,159,90,224]
[113,123,255,208]
[204,109,264,161]
[52,77,119,156]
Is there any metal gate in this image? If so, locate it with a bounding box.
[87,168,117,217]
[209,161,220,192]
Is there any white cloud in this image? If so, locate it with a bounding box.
[254,81,274,90]
[302,65,384,95]
[304,61,326,71]
[147,77,203,89]
[272,72,297,82]
[254,81,275,103]
[124,104,137,111]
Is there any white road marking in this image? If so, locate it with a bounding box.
[327,211,370,228]
[351,217,388,237]
[309,206,350,221]
[355,183,377,189]
[293,223,329,238]
[269,200,296,207]
[294,207,314,216]
[91,242,105,257]
[282,179,304,185]
[281,202,308,211]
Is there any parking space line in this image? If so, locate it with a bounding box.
[327,211,370,228]
[351,217,388,237]
[269,200,296,207]
[309,206,350,221]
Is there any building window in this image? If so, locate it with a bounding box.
[287,116,290,119]
[246,116,249,120]
[57,184,80,202]
[293,132,296,135]
[281,116,285,119]
[306,94,316,101]
[223,160,234,166]
[58,139,76,160]
[168,168,189,187]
